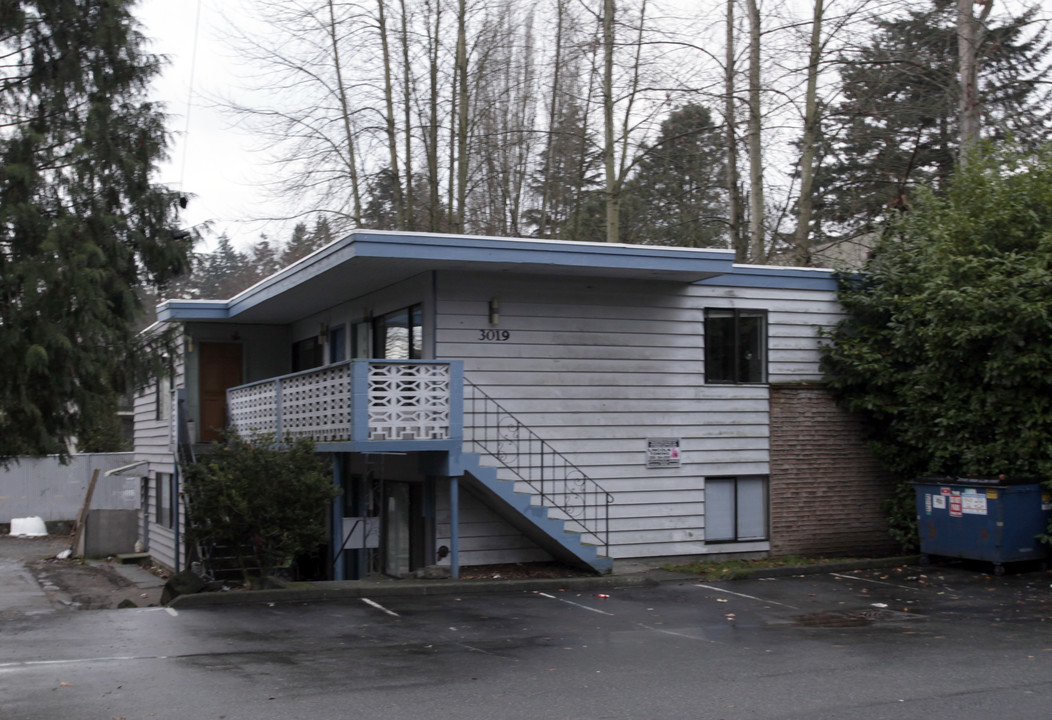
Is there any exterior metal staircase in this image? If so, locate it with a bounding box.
[454,382,614,575]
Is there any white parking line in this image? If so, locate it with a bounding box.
[534,591,615,616]
[0,655,170,671]
[361,598,400,617]
[829,572,916,591]
[693,584,798,610]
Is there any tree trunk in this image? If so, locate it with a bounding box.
[426,0,442,231]
[454,0,470,233]
[602,0,618,243]
[726,0,745,261]
[793,0,824,266]
[326,0,362,225]
[957,0,992,162]
[377,0,405,228]
[538,0,567,239]
[745,0,765,262]
[399,0,415,230]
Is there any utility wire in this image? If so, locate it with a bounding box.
[178,0,205,192]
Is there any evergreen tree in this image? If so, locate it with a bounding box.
[196,234,249,298]
[248,236,281,280]
[280,220,332,266]
[525,98,601,240]
[621,104,728,248]
[816,1,1052,242]
[822,142,1052,479]
[0,0,190,462]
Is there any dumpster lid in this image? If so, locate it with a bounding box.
[912,476,1045,487]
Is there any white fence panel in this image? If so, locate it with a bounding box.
[1,453,138,523]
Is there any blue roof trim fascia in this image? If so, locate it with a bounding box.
[694,264,838,292]
[156,300,230,322]
[348,231,735,272]
[160,231,741,321]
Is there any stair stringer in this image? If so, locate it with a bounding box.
[450,452,613,575]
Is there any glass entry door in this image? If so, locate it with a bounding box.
[384,482,412,577]
[382,480,430,577]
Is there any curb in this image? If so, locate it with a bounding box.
[168,572,660,609]
[166,556,921,609]
[715,555,921,580]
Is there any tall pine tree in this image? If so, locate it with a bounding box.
[0,0,190,461]
[816,1,1052,243]
[620,104,728,248]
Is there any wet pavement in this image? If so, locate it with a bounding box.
[1,554,1051,719]
[0,534,166,618]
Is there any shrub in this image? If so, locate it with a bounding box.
[182,434,339,588]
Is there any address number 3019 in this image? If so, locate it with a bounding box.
[479,329,511,341]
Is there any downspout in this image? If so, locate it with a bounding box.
[173,463,180,573]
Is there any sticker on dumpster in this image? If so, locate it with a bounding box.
[961,495,987,515]
[1042,494,1052,512]
[949,493,963,517]
[986,489,998,500]
[925,494,932,515]
[941,487,951,495]
[932,495,946,510]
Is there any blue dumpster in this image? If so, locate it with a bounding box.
[912,477,1052,575]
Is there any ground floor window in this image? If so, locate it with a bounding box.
[156,472,174,529]
[706,475,767,542]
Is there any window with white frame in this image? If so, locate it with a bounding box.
[705,476,768,542]
[156,472,174,529]
[155,358,173,421]
[373,304,423,359]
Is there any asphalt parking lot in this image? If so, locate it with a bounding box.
[2,556,1051,720]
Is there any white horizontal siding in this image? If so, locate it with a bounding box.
[435,484,553,566]
[435,270,838,561]
[133,345,185,571]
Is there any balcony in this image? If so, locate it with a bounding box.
[226,359,463,451]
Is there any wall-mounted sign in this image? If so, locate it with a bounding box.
[647,438,682,468]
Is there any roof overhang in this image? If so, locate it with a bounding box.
[157,231,738,324]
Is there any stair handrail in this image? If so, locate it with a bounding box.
[464,381,613,552]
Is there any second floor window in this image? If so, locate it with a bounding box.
[705,309,767,384]
[373,304,422,360]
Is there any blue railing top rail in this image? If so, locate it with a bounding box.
[227,358,455,394]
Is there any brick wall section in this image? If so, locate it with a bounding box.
[768,385,901,557]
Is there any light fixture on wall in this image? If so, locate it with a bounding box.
[489,298,500,325]
[184,335,194,353]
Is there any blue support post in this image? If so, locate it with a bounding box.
[331,454,345,581]
[449,475,460,579]
[350,360,370,442]
[448,361,464,443]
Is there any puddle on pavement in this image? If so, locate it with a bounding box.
[794,608,924,628]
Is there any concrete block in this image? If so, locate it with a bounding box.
[78,509,138,558]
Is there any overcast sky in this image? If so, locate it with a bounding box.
[138,0,275,252]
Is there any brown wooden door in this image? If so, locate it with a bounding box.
[198,342,243,443]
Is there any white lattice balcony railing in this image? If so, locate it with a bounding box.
[226,360,463,446]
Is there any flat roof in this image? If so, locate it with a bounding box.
[157,231,835,323]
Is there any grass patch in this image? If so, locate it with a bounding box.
[661,555,860,580]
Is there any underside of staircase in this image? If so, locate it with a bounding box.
[452,453,613,575]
